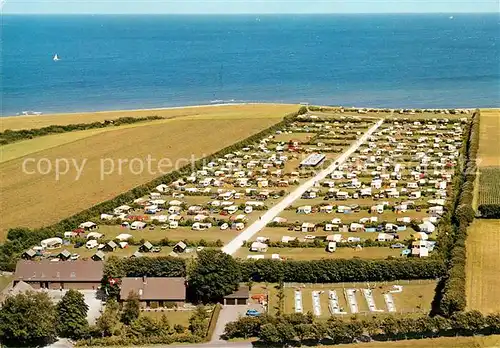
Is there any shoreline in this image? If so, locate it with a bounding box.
[2,102,498,120]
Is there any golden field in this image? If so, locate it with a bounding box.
[466,219,500,314]
[335,335,500,348]
[0,104,298,239]
[0,103,298,131]
[478,109,500,167]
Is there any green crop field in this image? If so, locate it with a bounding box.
[478,167,500,205]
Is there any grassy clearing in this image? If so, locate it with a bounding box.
[478,109,500,167]
[254,280,435,318]
[331,335,500,348]
[0,105,297,239]
[0,274,13,291]
[0,103,298,131]
[141,310,193,327]
[466,219,500,314]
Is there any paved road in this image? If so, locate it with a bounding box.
[221,119,384,255]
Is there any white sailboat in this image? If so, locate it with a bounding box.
[53,54,60,61]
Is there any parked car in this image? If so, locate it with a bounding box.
[74,242,84,248]
[161,225,168,230]
[149,225,156,230]
[151,247,162,253]
[245,309,261,317]
[70,253,80,260]
[390,243,406,249]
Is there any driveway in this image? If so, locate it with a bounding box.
[44,289,103,324]
[210,302,263,343]
[222,119,384,255]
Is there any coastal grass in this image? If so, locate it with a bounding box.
[0,105,297,239]
[0,103,298,131]
[466,219,500,314]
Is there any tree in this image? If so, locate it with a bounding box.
[96,298,121,337]
[276,322,296,344]
[189,305,209,337]
[295,323,313,344]
[259,323,280,344]
[188,250,241,303]
[121,291,140,325]
[0,291,57,346]
[57,289,89,339]
[311,321,327,344]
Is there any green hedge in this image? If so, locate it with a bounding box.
[478,204,500,218]
[0,115,164,145]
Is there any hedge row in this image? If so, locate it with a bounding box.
[0,115,164,145]
[223,311,500,345]
[0,107,305,271]
[103,253,445,285]
[435,110,480,317]
[478,204,500,218]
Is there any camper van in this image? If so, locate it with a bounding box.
[327,242,337,253]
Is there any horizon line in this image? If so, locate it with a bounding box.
[3,12,497,15]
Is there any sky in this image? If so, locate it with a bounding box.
[2,0,499,14]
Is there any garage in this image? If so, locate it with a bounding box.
[223,286,249,306]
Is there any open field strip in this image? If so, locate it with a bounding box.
[331,335,500,348]
[478,109,500,167]
[466,219,500,314]
[0,103,298,131]
[0,105,297,238]
[222,119,384,255]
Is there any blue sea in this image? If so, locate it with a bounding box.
[1,14,499,115]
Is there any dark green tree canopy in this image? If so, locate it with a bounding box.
[57,289,89,339]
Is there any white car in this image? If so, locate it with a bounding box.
[304,235,316,240]
[220,223,229,230]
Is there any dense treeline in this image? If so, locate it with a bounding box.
[239,258,446,283]
[0,108,305,271]
[222,311,500,345]
[478,204,500,218]
[103,255,445,287]
[0,116,164,145]
[433,110,480,317]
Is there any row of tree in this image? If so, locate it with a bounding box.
[478,203,500,218]
[103,250,445,305]
[0,289,211,347]
[223,311,500,346]
[0,108,306,271]
[0,115,164,145]
[434,110,479,317]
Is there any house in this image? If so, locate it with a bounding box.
[301,222,316,233]
[92,251,105,261]
[79,221,98,231]
[102,241,117,252]
[41,237,62,249]
[120,277,186,308]
[21,249,37,260]
[130,221,147,230]
[223,286,250,305]
[139,241,154,252]
[58,250,71,261]
[250,242,268,252]
[14,260,103,290]
[173,242,187,253]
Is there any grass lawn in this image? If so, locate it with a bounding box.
[234,246,402,260]
[0,105,298,239]
[478,109,500,167]
[141,309,193,328]
[466,219,500,314]
[257,280,435,317]
[0,103,298,131]
[0,275,13,291]
[331,335,500,348]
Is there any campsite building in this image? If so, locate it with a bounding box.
[13,260,103,290]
